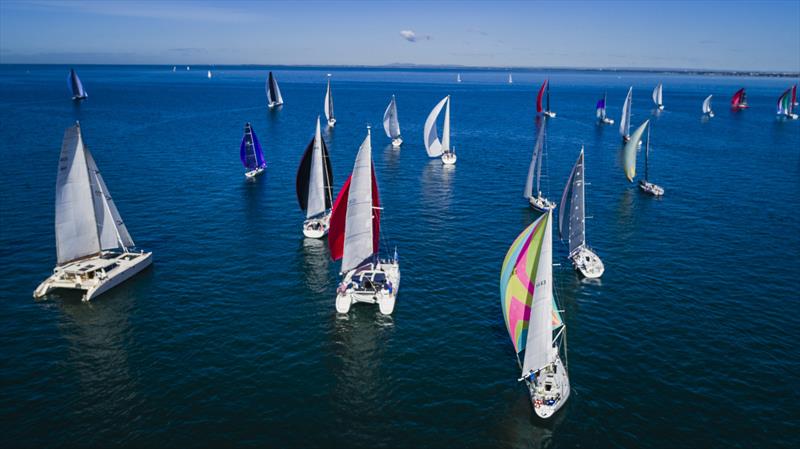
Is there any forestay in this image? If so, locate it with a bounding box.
[341,130,380,273]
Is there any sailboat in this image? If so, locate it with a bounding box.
[329,127,400,315]
[731,88,749,110]
[702,95,714,117]
[207,70,212,79]
[186,66,190,71]
[172,66,176,72]
[240,122,266,178]
[509,73,513,84]
[457,73,462,83]
[776,87,799,119]
[500,210,570,419]
[524,118,555,212]
[383,95,402,147]
[324,74,336,127]
[68,69,88,101]
[559,147,604,279]
[266,71,283,108]
[624,120,664,196]
[537,79,556,118]
[424,95,457,165]
[652,82,664,110]
[596,92,614,125]
[620,86,633,142]
[33,123,152,302]
[297,117,334,238]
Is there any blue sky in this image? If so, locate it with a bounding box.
[1,0,798,71]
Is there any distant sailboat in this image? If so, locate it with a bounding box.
[523,118,555,212]
[33,122,152,301]
[500,209,570,419]
[537,79,556,118]
[383,95,402,147]
[559,147,604,278]
[172,66,176,72]
[596,92,614,125]
[776,87,799,119]
[240,122,266,178]
[457,73,462,83]
[329,127,400,315]
[508,73,513,84]
[624,120,664,196]
[652,82,664,110]
[207,70,212,79]
[68,69,88,101]
[620,87,633,142]
[297,117,334,238]
[324,74,336,127]
[731,88,749,110]
[186,66,190,71]
[702,95,714,118]
[266,71,283,108]
[424,95,457,165]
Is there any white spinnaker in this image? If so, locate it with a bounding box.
[307,118,326,219]
[342,130,375,273]
[324,79,334,121]
[521,210,554,374]
[424,96,448,157]
[703,95,713,114]
[383,96,401,139]
[620,87,632,137]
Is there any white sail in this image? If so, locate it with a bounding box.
[508,73,513,84]
[383,95,401,139]
[523,122,546,199]
[442,96,451,153]
[207,70,212,79]
[652,83,663,106]
[86,150,134,251]
[521,210,554,374]
[266,72,283,105]
[342,129,375,273]
[324,78,334,121]
[620,87,633,137]
[307,118,326,219]
[457,73,462,83]
[703,95,713,114]
[559,149,585,255]
[424,96,449,157]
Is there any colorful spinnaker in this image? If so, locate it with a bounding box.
[731,88,748,109]
[776,87,798,118]
[536,79,553,116]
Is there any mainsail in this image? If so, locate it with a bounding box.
[266,71,283,106]
[240,123,266,171]
[559,149,586,256]
[383,95,401,139]
[523,119,546,199]
[55,123,134,265]
[652,83,663,107]
[296,118,334,218]
[500,211,562,374]
[324,77,335,122]
[68,69,87,99]
[424,96,450,157]
[623,120,650,182]
[703,95,713,114]
[620,87,633,137]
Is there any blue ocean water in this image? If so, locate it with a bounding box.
[1,65,799,448]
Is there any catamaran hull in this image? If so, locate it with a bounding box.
[529,354,570,420]
[34,252,152,302]
[303,213,331,239]
[570,247,604,279]
[335,261,400,315]
[392,137,403,148]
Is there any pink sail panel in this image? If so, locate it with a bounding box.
[731,88,748,109]
[536,79,548,113]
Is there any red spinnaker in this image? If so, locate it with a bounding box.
[536,80,547,113]
[731,88,747,108]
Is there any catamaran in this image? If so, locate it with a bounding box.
[702,95,714,117]
[524,118,555,212]
[620,87,633,143]
[559,147,604,279]
[34,123,152,302]
[537,79,556,118]
[776,86,799,119]
[207,70,212,79]
[329,127,400,315]
[501,210,570,419]
[240,122,266,178]
[596,92,614,125]
[624,120,664,196]
[731,88,748,110]
[383,95,402,147]
[324,74,336,127]
[652,82,664,110]
[297,117,334,238]
[68,69,88,101]
[424,95,457,165]
[266,71,283,108]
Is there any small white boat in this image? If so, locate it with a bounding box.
[559,147,604,278]
[596,92,614,125]
[620,86,633,143]
[457,73,462,83]
[508,72,513,84]
[652,82,664,110]
[523,118,556,212]
[324,74,336,127]
[624,120,664,196]
[383,95,403,147]
[240,122,267,178]
[501,210,570,419]
[537,79,556,118]
[207,70,212,79]
[424,95,457,164]
[266,71,283,108]
[34,123,152,302]
[702,94,714,118]
[329,127,400,315]
[297,117,334,238]
[68,69,88,101]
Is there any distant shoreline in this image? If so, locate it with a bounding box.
[1,63,797,78]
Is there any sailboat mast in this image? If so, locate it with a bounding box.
[546,79,551,112]
[645,126,651,181]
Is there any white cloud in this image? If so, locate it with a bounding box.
[400,30,417,42]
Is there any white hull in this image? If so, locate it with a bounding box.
[72,95,87,101]
[34,251,152,302]
[529,195,556,213]
[657,105,664,110]
[268,101,283,109]
[544,111,556,118]
[335,260,400,315]
[391,137,403,148]
[570,247,604,279]
[327,118,336,127]
[639,180,664,196]
[441,152,457,165]
[705,112,715,118]
[778,113,799,120]
[527,350,570,419]
[600,117,614,125]
[303,212,331,239]
[245,167,265,178]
